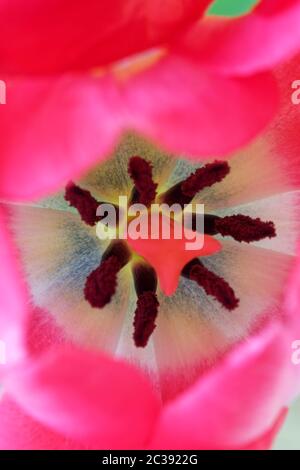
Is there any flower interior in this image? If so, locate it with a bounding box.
[65,154,276,349]
[5,134,299,398]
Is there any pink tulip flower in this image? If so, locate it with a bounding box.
[1,50,300,449]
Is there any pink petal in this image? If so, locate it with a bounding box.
[0,0,209,75]
[0,208,27,367]
[176,0,300,76]
[149,324,294,449]
[25,307,66,358]
[268,54,300,192]
[284,247,300,398]
[0,396,82,450]
[242,410,288,450]
[199,53,300,209]
[125,54,278,156]
[6,345,160,449]
[0,75,123,200]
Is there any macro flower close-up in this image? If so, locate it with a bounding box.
[1,0,300,456]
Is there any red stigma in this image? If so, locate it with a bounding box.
[215,215,276,243]
[128,156,157,207]
[181,161,230,198]
[84,256,121,308]
[133,291,159,348]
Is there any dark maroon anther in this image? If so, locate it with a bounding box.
[182,259,239,311]
[65,182,121,227]
[133,263,157,296]
[84,241,131,309]
[128,156,157,207]
[181,161,230,197]
[161,161,230,207]
[84,256,121,308]
[190,213,220,234]
[102,240,132,266]
[133,292,159,348]
[215,214,276,243]
[160,181,191,207]
[65,182,100,226]
[132,262,159,347]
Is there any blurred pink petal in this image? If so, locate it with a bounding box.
[176,0,300,75]
[125,54,278,156]
[243,410,288,450]
[0,208,26,366]
[149,325,295,449]
[0,75,122,199]
[0,396,82,450]
[6,345,160,449]
[0,0,209,75]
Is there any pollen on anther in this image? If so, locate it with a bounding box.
[160,161,230,207]
[84,256,121,308]
[65,182,99,226]
[181,161,230,198]
[183,260,239,311]
[133,291,159,347]
[128,156,157,207]
[215,214,276,243]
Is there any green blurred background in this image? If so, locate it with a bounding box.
[208,0,258,16]
[274,399,300,449]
